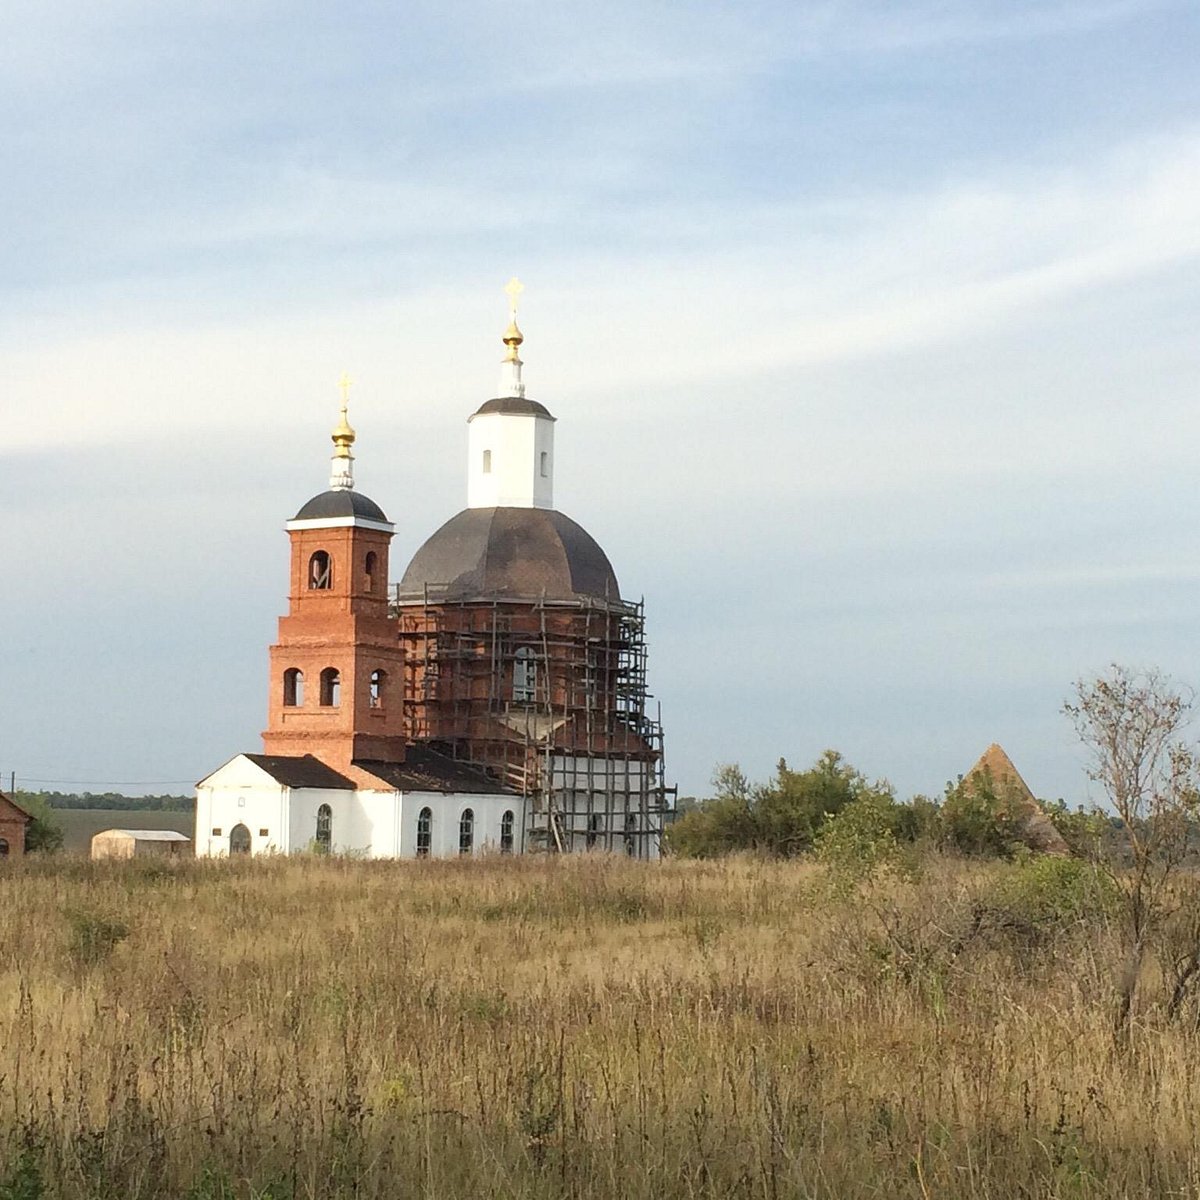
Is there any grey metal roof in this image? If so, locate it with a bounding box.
[470,397,555,420]
[355,746,513,795]
[292,490,390,523]
[397,506,620,602]
[243,754,358,789]
[101,829,192,841]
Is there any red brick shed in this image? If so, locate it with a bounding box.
[0,792,32,858]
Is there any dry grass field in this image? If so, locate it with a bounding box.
[0,852,1196,1198]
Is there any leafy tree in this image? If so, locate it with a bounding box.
[13,790,193,812]
[17,793,64,853]
[1064,664,1200,1039]
[937,770,1027,860]
[665,752,893,859]
[816,789,906,885]
[1042,798,1113,857]
[662,765,756,858]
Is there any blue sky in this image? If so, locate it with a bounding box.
[2,0,1199,802]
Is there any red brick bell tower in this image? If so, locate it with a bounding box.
[261,385,406,769]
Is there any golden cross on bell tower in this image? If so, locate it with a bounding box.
[504,276,524,318]
[337,371,354,405]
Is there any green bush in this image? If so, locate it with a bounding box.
[938,773,1026,859]
[987,856,1120,937]
[666,752,893,859]
[816,791,903,884]
[64,909,130,969]
[15,795,63,854]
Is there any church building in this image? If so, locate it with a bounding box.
[196,284,669,858]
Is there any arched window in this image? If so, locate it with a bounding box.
[319,667,340,706]
[540,451,548,478]
[308,550,332,590]
[416,806,432,857]
[283,668,304,707]
[364,551,377,593]
[513,647,536,703]
[459,808,474,855]
[315,804,332,854]
[624,814,638,857]
[482,449,492,474]
[500,810,515,854]
[229,824,251,856]
[586,813,602,850]
[0,838,8,858]
[369,669,386,708]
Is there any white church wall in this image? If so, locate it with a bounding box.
[467,412,554,509]
[398,792,524,857]
[287,787,377,856]
[195,758,524,859]
[195,756,291,857]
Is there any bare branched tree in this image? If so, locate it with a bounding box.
[1064,664,1200,1040]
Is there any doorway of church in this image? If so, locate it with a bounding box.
[229,824,251,856]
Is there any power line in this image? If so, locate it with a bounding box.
[15,777,195,788]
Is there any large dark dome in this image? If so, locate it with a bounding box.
[398,507,620,602]
[292,489,390,523]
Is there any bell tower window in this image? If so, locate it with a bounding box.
[540,451,548,478]
[319,667,340,707]
[482,449,492,474]
[364,551,377,593]
[309,550,332,590]
[283,668,304,707]
[513,646,536,703]
[369,669,386,708]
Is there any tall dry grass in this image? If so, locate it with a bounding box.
[0,852,1196,1198]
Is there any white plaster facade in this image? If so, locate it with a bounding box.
[548,754,662,859]
[195,755,524,859]
[466,409,555,509]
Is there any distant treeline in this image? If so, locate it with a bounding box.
[13,790,195,812]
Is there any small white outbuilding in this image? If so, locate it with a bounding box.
[91,829,193,860]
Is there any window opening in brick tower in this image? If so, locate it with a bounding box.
[369,669,386,708]
[364,551,377,592]
[309,550,332,590]
[513,646,536,703]
[319,668,340,706]
[283,668,304,707]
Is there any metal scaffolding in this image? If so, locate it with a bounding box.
[390,585,671,856]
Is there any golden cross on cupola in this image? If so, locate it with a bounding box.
[331,371,357,460]
[504,276,524,318]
